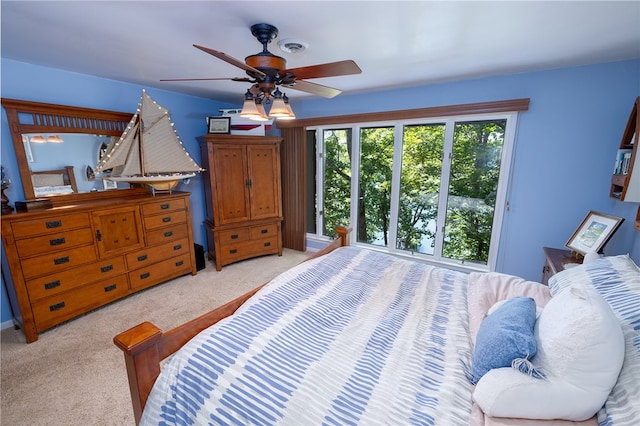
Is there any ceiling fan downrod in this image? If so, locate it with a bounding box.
[250,23,279,52]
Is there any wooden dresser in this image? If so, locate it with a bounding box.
[1,192,197,342]
[198,134,283,271]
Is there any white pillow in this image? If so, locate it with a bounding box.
[474,284,624,421]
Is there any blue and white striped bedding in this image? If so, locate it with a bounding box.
[141,246,474,425]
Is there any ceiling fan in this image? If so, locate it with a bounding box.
[161,23,362,100]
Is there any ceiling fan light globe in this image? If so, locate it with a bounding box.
[268,97,290,117]
[240,98,261,118]
[255,101,269,121]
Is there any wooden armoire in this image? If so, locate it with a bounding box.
[198,134,283,270]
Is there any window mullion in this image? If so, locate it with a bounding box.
[350,126,361,246]
[388,124,404,251]
[434,120,455,260]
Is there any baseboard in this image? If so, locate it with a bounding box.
[1,319,15,330]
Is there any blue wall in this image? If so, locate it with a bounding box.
[2,58,639,324]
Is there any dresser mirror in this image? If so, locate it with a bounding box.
[1,98,147,205]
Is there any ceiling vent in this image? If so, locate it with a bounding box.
[278,38,309,54]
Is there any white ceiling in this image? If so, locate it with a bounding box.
[2,1,639,105]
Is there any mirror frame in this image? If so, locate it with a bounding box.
[2,98,148,205]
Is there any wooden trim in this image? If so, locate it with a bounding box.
[276,98,530,128]
[280,127,307,251]
[113,226,349,424]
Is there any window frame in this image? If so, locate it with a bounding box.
[307,110,520,273]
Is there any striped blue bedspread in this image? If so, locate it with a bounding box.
[141,246,473,425]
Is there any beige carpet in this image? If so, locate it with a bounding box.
[0,249,309,426]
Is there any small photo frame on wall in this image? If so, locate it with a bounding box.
[207,117,231,134]
[103,179,118,190]
[565,210,624,255]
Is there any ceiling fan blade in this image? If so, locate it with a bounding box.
[282,60,361,80]
[193,44,266,77]
[160,77,252,82]
[284,80,342,98]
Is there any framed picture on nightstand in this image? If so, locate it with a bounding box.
[565,210,624,255]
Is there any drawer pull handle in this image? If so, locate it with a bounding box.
[175,260,184,266]
[137,254,148,262]
[264,242,271,247]
[230,234,239,239]
[49,237,66,246]
[140,272,150,279]
[100,264,113,273]
[96,229,102,242]
[160,204,170,209]
[173,244,182,251]
[54,256,70,265]
[104,284,117,292]
[49,302,65,312]
[164,231,173,237]
[44,280,61,290]
[229,249,237,254]
[46,220,62,229]
[162,217,172,223]
[261,229,268,234]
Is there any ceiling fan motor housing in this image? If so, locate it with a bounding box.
[246,24,289,96]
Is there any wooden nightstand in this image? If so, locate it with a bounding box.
[541,247,583,285]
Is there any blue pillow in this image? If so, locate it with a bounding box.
[471,296,537,384]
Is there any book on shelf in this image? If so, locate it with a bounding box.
[613,148,633,174]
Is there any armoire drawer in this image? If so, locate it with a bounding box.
[125,238,190,269]
[143,210,188,230]
[26,256,126,301]
[10,212,91,239]
[129,253,192,291]
[219,236,279,264]
[21,245,97,279]
[16,228,94,258]
[31,274,129,332]
[218,228,250,244]
[145,224,188,246]
[249,223,278,240]
[142,198,186,216]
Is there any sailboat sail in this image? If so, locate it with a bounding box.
[95,90,202,187]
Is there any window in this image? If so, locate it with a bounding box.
[307,112,518,271]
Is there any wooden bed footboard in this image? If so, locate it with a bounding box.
[113,226,349,424]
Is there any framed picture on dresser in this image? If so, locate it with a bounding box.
[565,210,624,255]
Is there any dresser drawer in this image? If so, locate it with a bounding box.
[129,253,192,291]
[31,274,129,332]
[11,213,91,239]
[249,223,278,240]
[125,238,190,269]
[16,228,94,258]
[21,245,97,279]
[26,256,126,301]
[145,224,188,246]
[219,236,279,265]
[142,198,186,216]
[144,210,188,230]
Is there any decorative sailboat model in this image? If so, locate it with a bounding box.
[95,90,203,193]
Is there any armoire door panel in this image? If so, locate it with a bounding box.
[212,144,251,224]
[247,144,282,220]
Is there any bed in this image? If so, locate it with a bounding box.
[114,227,639,425]
[30,165,78,196]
